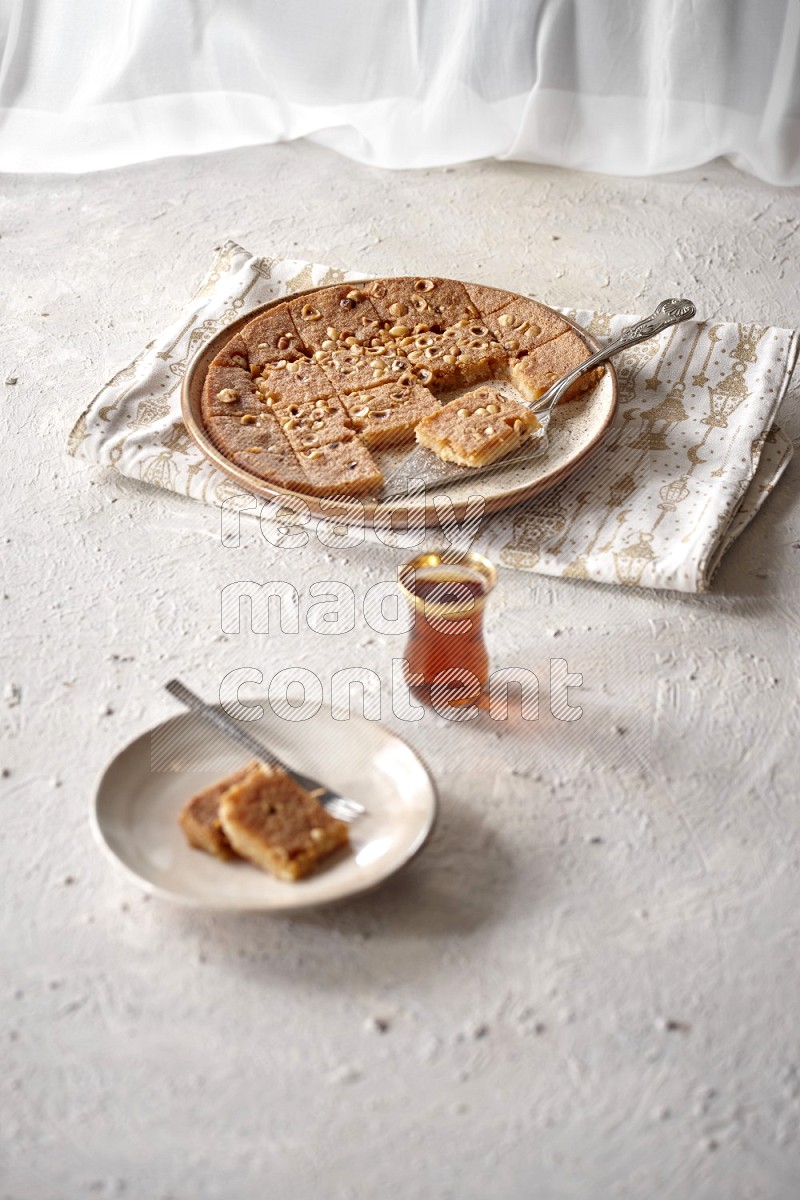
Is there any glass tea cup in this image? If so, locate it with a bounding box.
[398,549,497,709]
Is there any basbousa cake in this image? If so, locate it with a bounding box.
[179,761,350,881]
[200,278,602,496]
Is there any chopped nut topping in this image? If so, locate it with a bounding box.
[240,415,256,425]
[216,389,238,404]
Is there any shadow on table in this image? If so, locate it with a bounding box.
[166,795,533,988]
[707,450,799,603]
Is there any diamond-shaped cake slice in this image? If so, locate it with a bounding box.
[510,329,603,404]
[288,285,384,353]
[202,361,262,419]
[484,298,570,355]
[179,764,257,860]
[434,322,508,388]
[315,347,410,394]
[255,357,337,409]
[340,380,440,448]
[212,334,251,370]
[462,282,516,316]
[277,394,354,453]
[415,385,540,468]
[218,762,350,881]
[296,436,383,497]
[205,411,310,490]
[239,303,306,372]
[366,276,478,330]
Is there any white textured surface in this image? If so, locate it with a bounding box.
[2,144,800,1199]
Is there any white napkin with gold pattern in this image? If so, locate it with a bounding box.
[69,240,798,592]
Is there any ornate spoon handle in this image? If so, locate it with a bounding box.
[532,298,697,417]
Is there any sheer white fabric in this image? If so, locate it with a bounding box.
[1,0,799,182]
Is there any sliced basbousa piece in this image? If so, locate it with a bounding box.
[314,347,391,393]
[297,436,383,497]
[239,303,305,373]
[255,357,337,410]
[415,385,540,469]
[205,411,310,489]
[510,329,603,404]
[288,285,384,353]
[366,276,478,330]
[277,395,354,453]
[315,347,435,395]
[484,298,570,356]
[435,321,508,388]
[179,763,259,860]
[201,361,262,420]
[218,762,350,882]
[462,282,516,316]
[212,333,251,370]
[340,380,441,449]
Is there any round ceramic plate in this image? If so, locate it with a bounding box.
[91,704,438,911]
[181,281,618,527]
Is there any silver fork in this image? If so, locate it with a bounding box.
[529,298,697,426]
[164,679,365,823]
[381,298,697,497]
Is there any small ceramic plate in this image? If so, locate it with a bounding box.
[91,704,438,911]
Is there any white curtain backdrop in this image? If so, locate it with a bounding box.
[1,0,799,182]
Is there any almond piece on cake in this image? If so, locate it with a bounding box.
[415,385,540,469]
[218,762,350,881]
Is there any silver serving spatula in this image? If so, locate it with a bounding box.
[381,298,696,499]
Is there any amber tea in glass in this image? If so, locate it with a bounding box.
[398,550,497,708]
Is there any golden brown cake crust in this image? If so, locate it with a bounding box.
[218,763,350,881]
[296,436,383,498]
[205,411,310,488]
[201,278,598,494]
[179,764,259,860]
[239,302,306,371]
[287,285,383,353]
[415,385,540,468]
[340,380,441,448]
[484,298,570,356]
[510,330,602,404]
